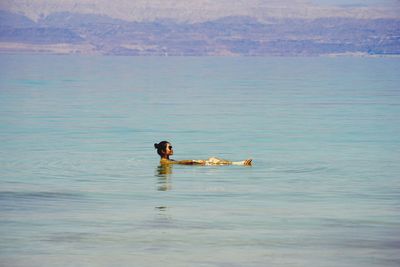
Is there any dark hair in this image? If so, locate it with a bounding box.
[154,141,170,157]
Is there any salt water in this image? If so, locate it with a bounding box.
[0,55,399,266]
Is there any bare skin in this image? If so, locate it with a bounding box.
[159,143,252,166]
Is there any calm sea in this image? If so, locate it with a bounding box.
[0,55,399,267]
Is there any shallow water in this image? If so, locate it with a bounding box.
[0,55,400,267]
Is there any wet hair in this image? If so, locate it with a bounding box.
[154,141,170,157]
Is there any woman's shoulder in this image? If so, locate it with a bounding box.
[160,158,175,164]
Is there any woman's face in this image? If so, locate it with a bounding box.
[165,143,173,156]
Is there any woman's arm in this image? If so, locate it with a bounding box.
[160,159,205,165]
[175,160,205,165]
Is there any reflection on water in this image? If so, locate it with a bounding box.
[156,164,173,177]
[154,167,173,226]
[155,164,173,191]
[152,206,174,230]
[155,206,168,211]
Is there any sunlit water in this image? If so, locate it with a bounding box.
[0,55,399,267]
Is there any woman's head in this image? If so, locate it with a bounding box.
[154,141,173,159]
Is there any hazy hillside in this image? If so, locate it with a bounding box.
[1,11,399,56]
[2,0,399,22]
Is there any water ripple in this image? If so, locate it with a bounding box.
[0,191,83,201]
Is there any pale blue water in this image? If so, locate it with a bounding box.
[0,55,399,267]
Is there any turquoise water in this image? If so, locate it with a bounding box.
[0,55,399,267]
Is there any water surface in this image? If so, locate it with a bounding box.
[0,55,399,267]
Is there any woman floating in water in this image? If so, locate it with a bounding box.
[154,141,252,165]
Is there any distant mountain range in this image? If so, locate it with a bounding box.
[0,10,399,56]
[2,0,400,22]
